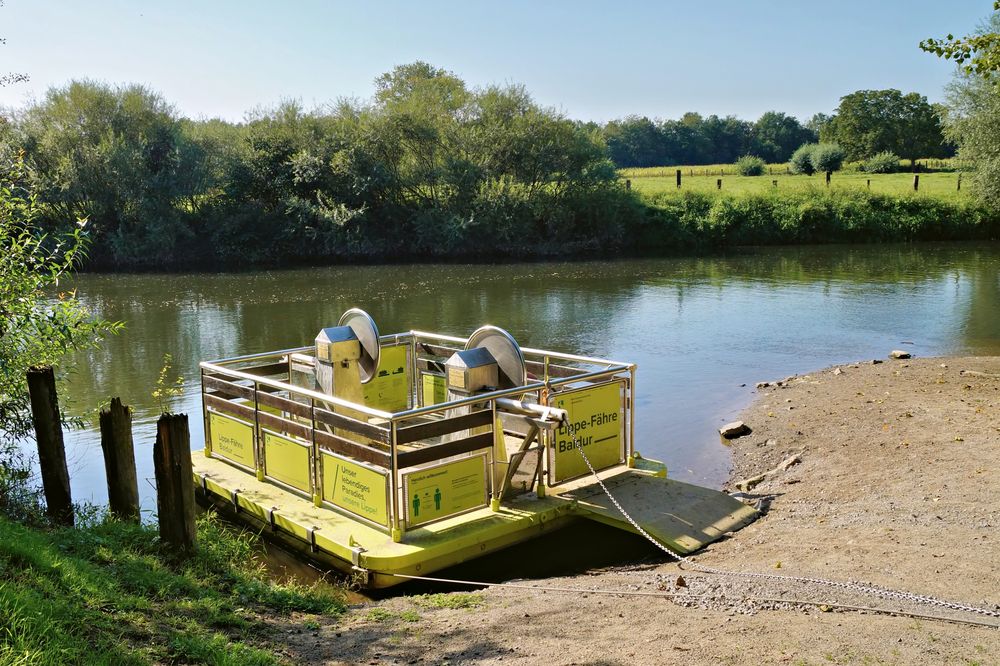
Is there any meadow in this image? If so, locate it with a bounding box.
[621,166,966,199]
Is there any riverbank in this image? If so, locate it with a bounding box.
[310,356,1000,665]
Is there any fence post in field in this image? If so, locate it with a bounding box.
[100,397,140,522]
[716,178,722,190]
[867,179,871,189]
[957,173,962,191]
[625,179,631,190]
[772,180,778,188]
[153,413,196,555]
[26,366,73,526]
[913,174,919,191]
[676,169,682,189]
[825,171,832,187]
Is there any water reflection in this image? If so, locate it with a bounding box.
[50,242,1000,512]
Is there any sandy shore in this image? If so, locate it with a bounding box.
[280,356,1000,665]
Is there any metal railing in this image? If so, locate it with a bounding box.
[200,330,635,541]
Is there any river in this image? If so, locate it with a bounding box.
[50,242,1000,515]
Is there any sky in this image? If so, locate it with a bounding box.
[0,1,992,123]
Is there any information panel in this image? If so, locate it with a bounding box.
[363,344,409,412]
[321,452,390,527]
[263,430,311,493]
[209,412,255,468]
[421,373,447,406]
[549,381,624,484]
[404,454,488,527]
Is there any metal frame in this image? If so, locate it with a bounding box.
[199,328,636,542]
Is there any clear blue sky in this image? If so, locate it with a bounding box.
[0,1,992,123]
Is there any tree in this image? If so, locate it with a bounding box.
[944,12,1000,208]
[19,81,189,265]
[750,111,815,163]
[0,154,120,516]
[604,116,664,168]
[921,1,1000,77]
[823,89,949,165]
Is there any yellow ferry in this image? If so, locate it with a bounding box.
[193,309,756,588]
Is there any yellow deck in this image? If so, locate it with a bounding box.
[193,452,756,588]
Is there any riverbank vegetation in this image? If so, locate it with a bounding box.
[0,513,345,664]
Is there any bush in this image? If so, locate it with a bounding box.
[789,144,815,175]
[812,143,845,173]
[735,155,766,176]
[862,151,900,173]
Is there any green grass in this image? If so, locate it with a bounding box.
[623,169,966,200]
[0,513,347,665]
[411,592,484,610]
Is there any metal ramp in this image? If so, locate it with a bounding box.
[553,469,758,553]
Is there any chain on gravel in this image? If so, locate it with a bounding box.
[572,436,1000,619]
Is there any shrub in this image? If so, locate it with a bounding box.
[789,144,815,175]
[811,143,845,173]
[735,155,766,176]
[862,151,900,174]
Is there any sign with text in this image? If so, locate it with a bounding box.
[263,430,312,493]
[549,381,624,484]
[421,373,447,406]
[363,344,409,412]
[209,412,255,469]
[321,452,390,527]
[404,454,488,527]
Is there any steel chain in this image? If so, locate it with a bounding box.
[572,436,1000,619]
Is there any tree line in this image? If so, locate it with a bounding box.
[600,90,953,170]
[0,63,641,268]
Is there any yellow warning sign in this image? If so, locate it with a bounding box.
[550,381,623,483]
[321,452,389,527]
[364,344,409,412]
[263,430,312,493]
[421,373,447,406]
[405,455,488,527]
[209,412,255,468]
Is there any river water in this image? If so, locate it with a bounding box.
[51,242,1000,515]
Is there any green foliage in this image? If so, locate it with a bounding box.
[638,188,998,251]
[822,89,950,163]
[0,512,346,664]
[811,143,845,173]
[862,151,901,174]
[735,155,766,176]
[151,353,184,415]
[0,154,121,519]
[943,14,1000,210]
[789,144,816,175]
[921,1,1000,77]
[603,110,814,168]
[411,592,485,609]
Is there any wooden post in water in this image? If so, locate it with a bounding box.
[100,398,139,522]
[716,178,722,190]
[676,169,682,189]
[913,174,920,191]
[153,413,196,555]
[825,171,832,187]
[26,366,73,526]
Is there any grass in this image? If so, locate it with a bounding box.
[0,512,347,665]
[623,169,966,200]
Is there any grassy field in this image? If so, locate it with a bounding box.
[623,168,967,199]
